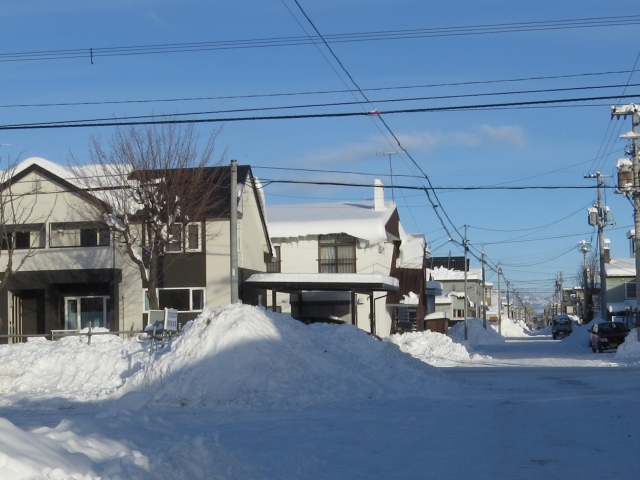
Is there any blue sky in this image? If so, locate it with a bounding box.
[1,0,639,306]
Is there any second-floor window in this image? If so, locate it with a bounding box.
[318,234,356,273]
[1,224,46,250]
[166,222,202,253]
[50,223,110,248]
[625,281,636,299]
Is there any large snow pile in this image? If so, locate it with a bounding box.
[387,330,485,366]
[490,317,532,338]
[0,305,455,410]
[0,330,148,404]
[0,418,149,480]
[615,328,640,362]
[449,318,505,346]
[126,304,453,408]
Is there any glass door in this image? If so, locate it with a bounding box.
[65,296,109,331]
[65,298,79,330]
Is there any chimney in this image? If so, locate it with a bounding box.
[374,179,386,211]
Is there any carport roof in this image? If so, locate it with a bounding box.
[245,273,399,293]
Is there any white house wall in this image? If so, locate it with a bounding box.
[270,237,395,336]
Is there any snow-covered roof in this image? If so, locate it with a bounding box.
[267,200,397,246]
[605,257,636,277]
[435,295,452,305]
[13,157,71,179]
[397,223,426,269]
[427,266,482,281]
[246,272,399,291]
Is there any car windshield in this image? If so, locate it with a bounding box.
[598,323,626,333]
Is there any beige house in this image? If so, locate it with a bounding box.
[1,157,271,342]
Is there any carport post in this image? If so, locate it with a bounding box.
[271,289,277,312]
[351,290,357,326]
[369,291,376,335]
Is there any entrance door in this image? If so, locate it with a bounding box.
[9,291,45,343]
[9,294,22,344]
[65,296,109,330]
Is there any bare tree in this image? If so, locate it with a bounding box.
[0,158,54,331]
[0,159,52,290]
[71,123,226,310]
[575,251,599,322]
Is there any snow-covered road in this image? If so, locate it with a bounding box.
[1,308,639,479]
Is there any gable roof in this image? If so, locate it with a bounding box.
[3,157,112,210]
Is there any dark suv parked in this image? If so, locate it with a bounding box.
[551,315,572,340]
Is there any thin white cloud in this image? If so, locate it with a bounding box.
[479,124,526,147]
[295,125,526,165]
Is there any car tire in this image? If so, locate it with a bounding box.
[598,344,604,353]
[552,334,557,340]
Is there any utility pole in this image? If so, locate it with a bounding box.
[612,104,640,328]
[585,173,612,320]
[463,225,469,341]
[482,250,487,329]
[230,159,239,304]
[578,240,590,322]
[497,263,502,335]
[506,281,510,320]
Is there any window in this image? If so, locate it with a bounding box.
[65,296,110,330]
[267,246,281,273]
[144,287,206,312]
[166,224,182,252]
[1,225,46,250]
[318,234,356,273]
[50,223,110,248]
[626,282,636,299]
[186,223,201,251]
[166,222,202,253]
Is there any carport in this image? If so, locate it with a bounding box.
[245,273,399,335]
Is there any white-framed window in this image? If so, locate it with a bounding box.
[625,282,636,299]
[2,224,46,250]
[50,222,110,248]
[65,296,110,330]
[143,287,205,312]
[166,222,202,253]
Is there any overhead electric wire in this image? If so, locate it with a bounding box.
[591,48,640,173]
[11,81,640,128]
[2,69,636,110]
[259,178,609,190]
[2,14,640,63]
[4,91,640,131]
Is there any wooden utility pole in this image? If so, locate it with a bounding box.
[230,159,239,304]
[482,250,487,329]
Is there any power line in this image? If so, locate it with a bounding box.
[3,14,640,63]
[261,179,609,190]
[2,69,635,110]
[9,81,639,127]
[3,91,640,131]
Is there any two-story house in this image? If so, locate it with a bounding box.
[1,157,271,343]
[246,180,427,337]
